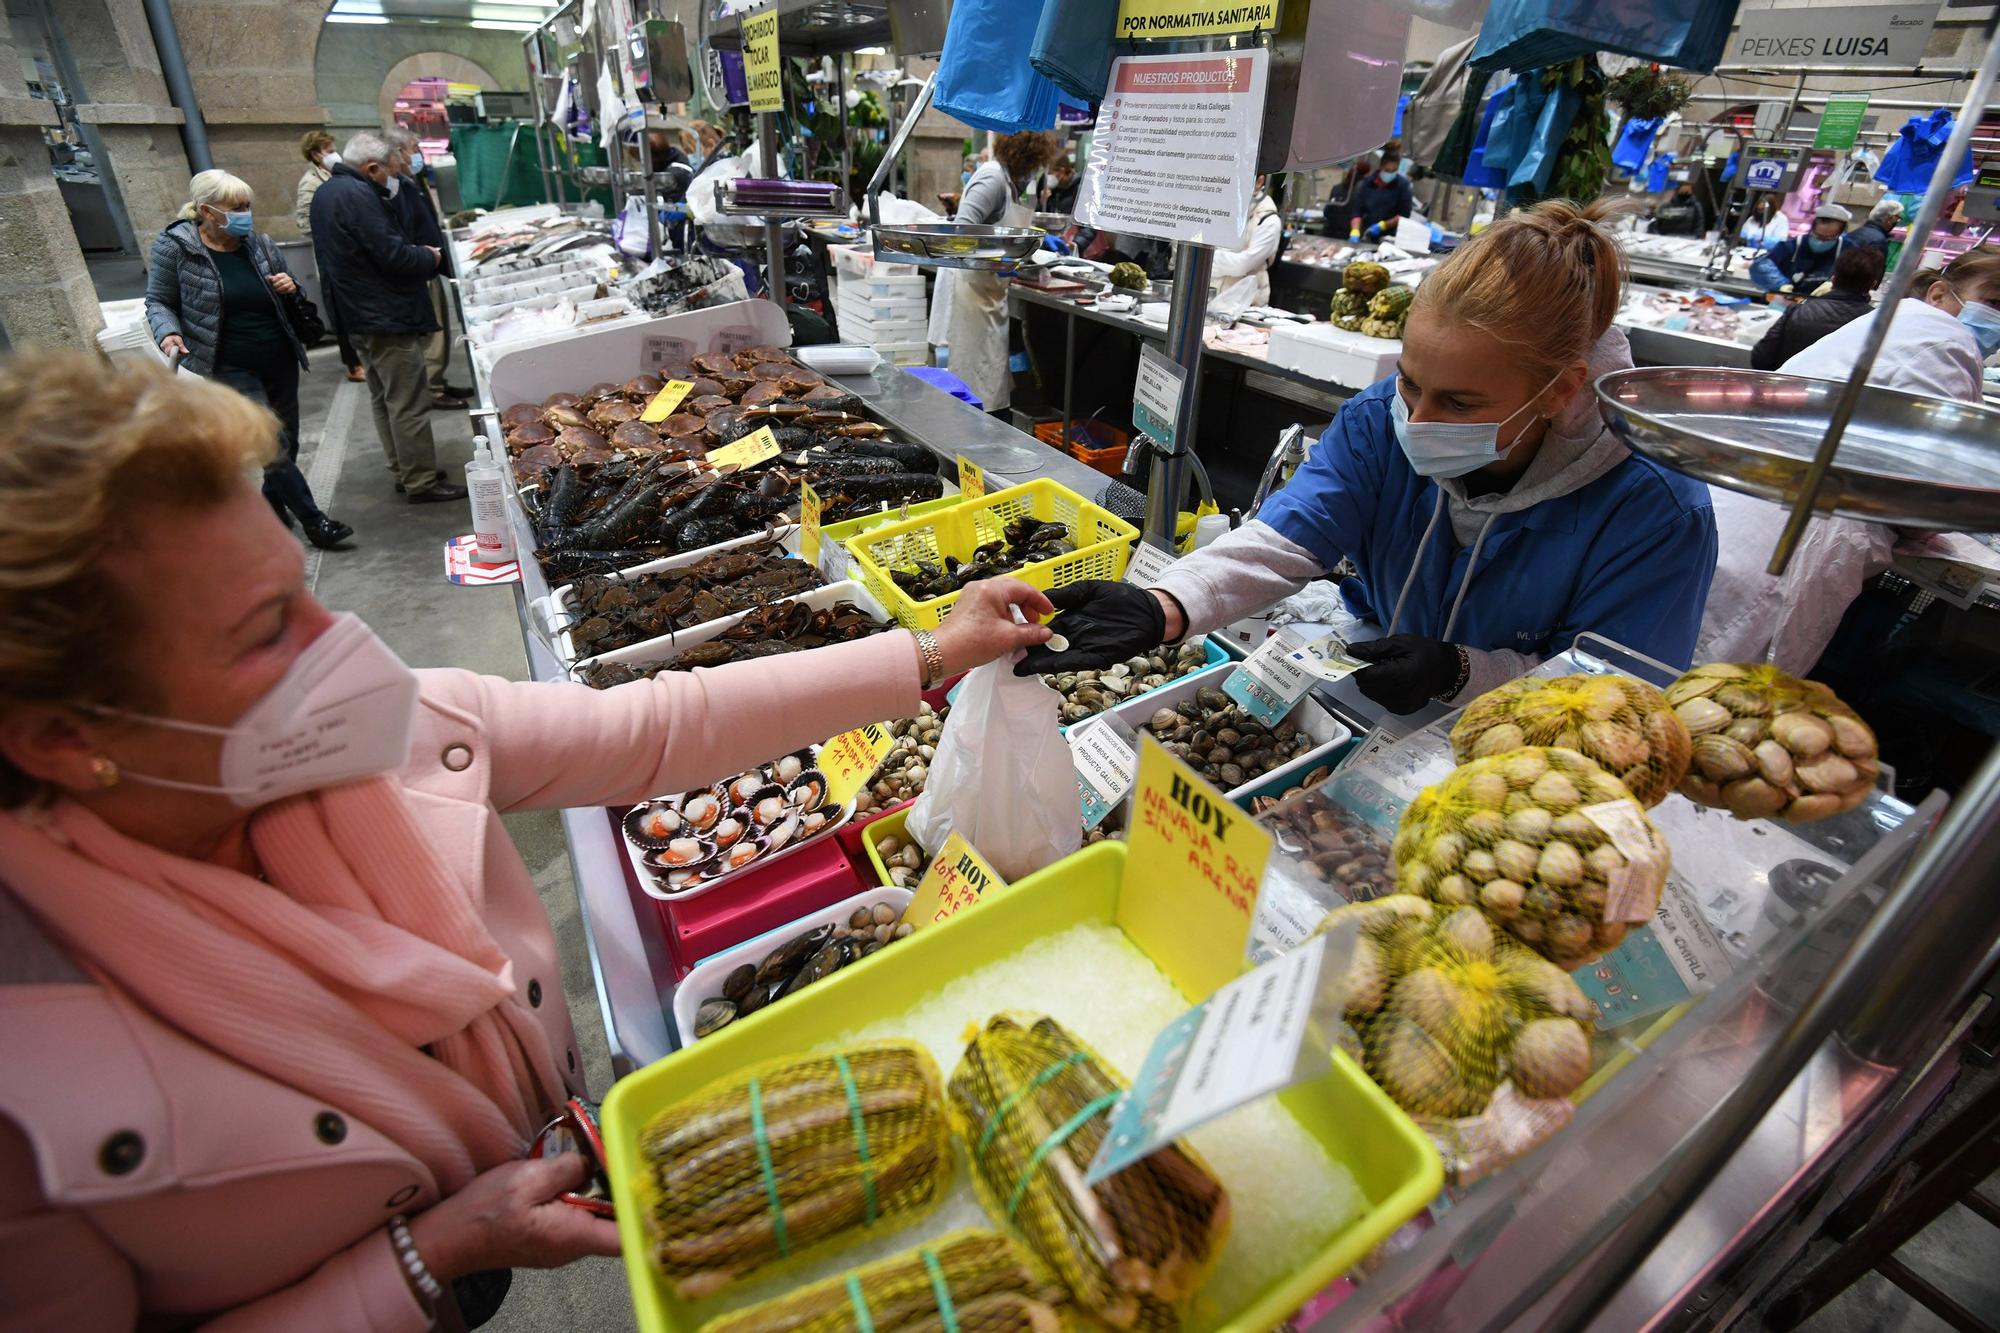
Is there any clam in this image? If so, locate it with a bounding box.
[1753,739,1796,789]
[721,963,757,1002]
[694,998,737,1037]
[623,804,682,849]
[1769,711,1833,758]
[1674,697,1732,736]
[1691,734,1755,782]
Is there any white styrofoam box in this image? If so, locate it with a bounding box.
[840,317,930,346]
[1266,321,1400,392]
[875,341,930,367]
[836,273,927,301]
[829,244,922,281]
[670,886,914,1045]
[839,293,928,322]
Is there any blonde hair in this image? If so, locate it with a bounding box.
[178,168,253,221]
[300,130,335,163]
[1944,243,2000,303]
[1410,198,1629,384]
[0,354,276,804]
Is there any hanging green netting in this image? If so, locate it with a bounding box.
[948,1015,1229,1333]
[637,1043,951,1300]
[1314,896,1596,1120]
[695,1229,1071,1333]
[1667,663,1880,821]
[1450,674,1692,808]
[1392,747,1670,970]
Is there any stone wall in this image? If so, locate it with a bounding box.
[315,24,525,145]
[0,9,101,347]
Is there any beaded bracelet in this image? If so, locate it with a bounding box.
[387,1216,445,1318]
[1433,644,1472,704]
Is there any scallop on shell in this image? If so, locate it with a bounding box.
[681,791,723,832]
[786,770,828,810]
[623,804,683,849]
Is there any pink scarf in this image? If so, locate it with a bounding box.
[1,779,565,1193]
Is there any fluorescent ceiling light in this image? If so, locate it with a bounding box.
[471,18,541,29]
[854,47,886,55]
[325,13,392,22]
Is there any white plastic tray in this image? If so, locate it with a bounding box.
[669,885,914,1046]
[1102,663,1350,805]
[570,578,890,680]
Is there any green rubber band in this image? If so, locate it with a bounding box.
[975,1051,1089,1160]
[834,1053,879,1227]
[748,1077,791,1258]
[844,1274,877,1333]
[921,1248,959,1333]
[1004,1090,1120,1221]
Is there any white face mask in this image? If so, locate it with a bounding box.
[321,150,341,167]
[1390,371,1564,479]
[90,614,419,808]
[385,174,402,198]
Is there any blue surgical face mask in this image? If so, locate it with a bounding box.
[1390,371,1562,479]
[1379,166,1400,182]
[411,151,425,171]
[1806,233,1837,254]
[222,209,254,237]
[1952,287,2000,359]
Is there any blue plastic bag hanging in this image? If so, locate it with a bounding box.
[1646,152,1677,193]
[936,0,1062,133]
[1460,86,1513,189]
[1030,0,1119,104]
[1471,0,1738,74]
[1611,116,1660,174]
[1505,74,1581,197]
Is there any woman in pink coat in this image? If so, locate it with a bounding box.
[0,353,1053,1330]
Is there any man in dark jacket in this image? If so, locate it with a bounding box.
[1751,203,1852,295]
[384,126,469,409]
[1751,244,1884,369]
[1652,182,1709,237]
[1848,198,1902,252]
[1350,143,1415,240]
[310,130,463,502]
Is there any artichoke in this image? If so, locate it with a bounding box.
[1341,260,1390,295]
[1314,895,1595,1119]
[1368,284,1414,319]
[1666,664,1879,821]
[1450,674,1691,808]
[1393,747,1670,971]
[1106,262,1149,292]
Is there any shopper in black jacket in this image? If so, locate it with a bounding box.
[383,126,469,408]
[1751,244,1885,370]
[1350,143,1416,239]
[146,169,353,551]
[309,132,462,502]
[1651,182,1709,237]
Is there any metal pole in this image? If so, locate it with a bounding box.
[1143,242,1214,546]
[758,111,787,306]
[640,119,662,257]
[1768,14,2000,576]
[834,56,853,211]
[1539,743,2000,1330]
[139,0,212,173]
[523,33,555,203]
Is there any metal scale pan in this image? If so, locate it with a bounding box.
[1595,367,2000,531]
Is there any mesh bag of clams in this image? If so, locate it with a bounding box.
[636,1043,951,1299]
[694,1229,1071,1333]
[1393,747,1671,971]
[949,1015,1230,1333]
[1448,674,1691,808]
[1316,896,1595,1179]
[1666,664,1880,821]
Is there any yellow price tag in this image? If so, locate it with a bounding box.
[1115,0,1278,38]
[744,8,782,113]
[906,831,1006,928]
[819,720,896,808]
[639,379,695,423]
[956,454,986,501]
[707,425,781,472]
[1118,735,1270,1000]
[800,480,822,565]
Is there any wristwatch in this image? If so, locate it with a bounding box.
[912,629,946,689]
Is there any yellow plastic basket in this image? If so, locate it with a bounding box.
[845,478,1139,630]
[602,841,1444,1333]
[860,806,914,888]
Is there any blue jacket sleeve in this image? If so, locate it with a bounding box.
[143,234,184,347]
[1561,484,1718,670]
[1253,384,1392,572]
[1750,245,1791,292]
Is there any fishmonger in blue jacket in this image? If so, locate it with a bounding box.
[1018,200,1718,714]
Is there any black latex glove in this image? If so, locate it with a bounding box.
[1013,580,1167,675]
[1346,635,1466,714]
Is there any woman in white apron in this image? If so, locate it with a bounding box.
[945,132,1058,415]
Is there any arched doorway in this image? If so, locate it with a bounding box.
[380,52,501,155]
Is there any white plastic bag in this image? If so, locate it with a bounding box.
[905,660,1082,881]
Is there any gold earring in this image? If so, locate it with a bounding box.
[89,756,120,788]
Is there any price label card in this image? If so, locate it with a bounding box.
[799,481,822,566]
[1071,714,1140,830]
[906,831,1007,927]
[1132,344,1186,450]
[1123,539,1176,588]
[708,425,781,472]
[743,8,782,113]
[957,454,986,501]
[1121,736,1271,999]
[639,379,695,422]
[1085,923,1351,1185]
[1582,799,1671,923]
[819,721,895,807]
[1222,626,1315,726]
